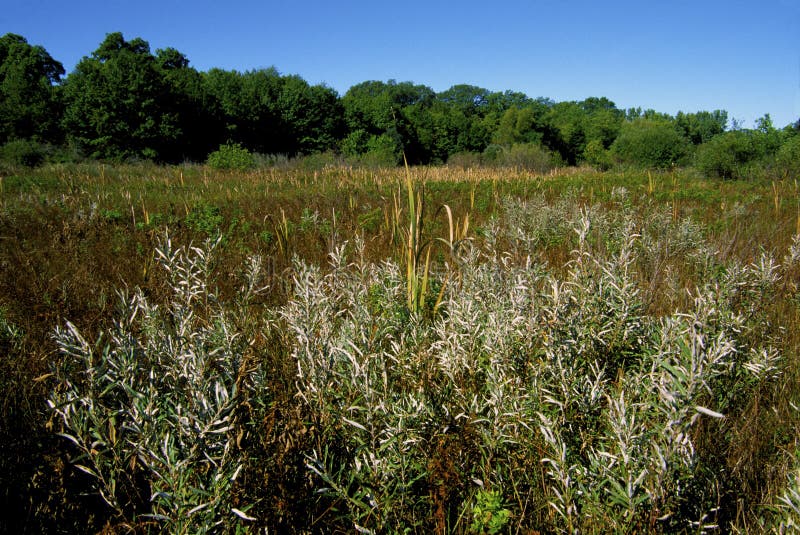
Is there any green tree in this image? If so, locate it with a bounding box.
[694,130,761,179]
[485,90,534,114]
[363,132,401,166]
[581,98,624,150]
[62,33,178,160]
[342,80,434,163]
[494,106,543,146]
[583,139,613,170]
[437,84,491,115]
[545,101,588,164]
[753,113,783,155]
[276,76,343,155]
[675,110,727,145]
[155,47,212,161]
[340,128,370,157]
[775,133,800,177]
[203,68,283,154]
[0,33,64,144]
[611,118,689,168]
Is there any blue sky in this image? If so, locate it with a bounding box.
[4,0,799,128]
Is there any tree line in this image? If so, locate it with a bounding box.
[1,32,799,176]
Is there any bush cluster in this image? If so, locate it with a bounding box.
[0,139,47,167]
[206,142,255,170]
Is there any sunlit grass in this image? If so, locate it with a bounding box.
[1,161,799,532]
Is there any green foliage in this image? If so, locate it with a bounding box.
[61,33,181,161]
[4,31,796,170]
[494,106,542,146]
[776,134,800,177]
[481,142,562,172]
[582,98,624,150]
[503,142,562,172]
[611,118,690,168]
[481,144,505,163]
[675,110,728,144]
[544,101,588,164]
[202,68,343,158]
[277,76,344,154]
[155,47,212,161]
[363,132,401,166]
[100,208,124,222]
[185,203,224,235]
[0,139,47,167]
[583,138,613,170]
[694,130,761,179]
[201,67,276,150]
[206,142,255,170]
[470,490,511,534]
[340,128,370,157]
[342,80,436,163]
[0,33,64,144]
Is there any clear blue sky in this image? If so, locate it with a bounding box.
[4,0,799,128]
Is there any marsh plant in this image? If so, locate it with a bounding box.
[47,192,798,532]
[48,234,268,532]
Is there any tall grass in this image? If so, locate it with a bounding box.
[1,161,799,532]
[47,194,800,532]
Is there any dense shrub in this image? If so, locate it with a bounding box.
[503,142,562,172]
[775,134,800,178]
[363,132,402,167]
[481,142,562,173]
[611,119,690,168]
[583,138,613,170]
[206,142,255,170]
[0,139,47,167]
[694,130,761,179]
[481,143,505,163]
[446,151,482,169]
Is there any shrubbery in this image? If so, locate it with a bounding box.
[206,142,255,170]
[583,138,613,170]
[362,132,402,167]
[481,142,562,172]
[0,139,47,167]
[776,134,800,178]
[446,151,482,168]
[694,130,761,179]
[611,119,690,168]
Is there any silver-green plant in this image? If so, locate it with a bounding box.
[285,240,432,532]
[48,234,265,532]
[45,187,795,532]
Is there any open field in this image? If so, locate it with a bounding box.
[2,162,800,532]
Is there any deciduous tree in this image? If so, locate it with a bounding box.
[62,33,178,160]
[0,33,64,144]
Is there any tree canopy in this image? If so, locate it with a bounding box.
[1,31,797,170]
[61,33,180,159]
[0,33,64,144]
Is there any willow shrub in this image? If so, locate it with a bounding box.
[48,195,799,532]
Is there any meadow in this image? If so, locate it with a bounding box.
[2,161,800,533]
